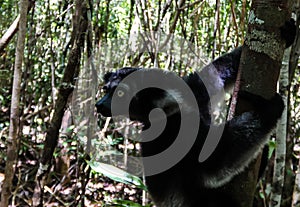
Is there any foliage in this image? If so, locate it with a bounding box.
[88,161,147,191]
[0,0,299,206]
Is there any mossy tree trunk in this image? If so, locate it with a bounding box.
[221,0,293,206]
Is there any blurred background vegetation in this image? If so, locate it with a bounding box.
[0,0,299,206]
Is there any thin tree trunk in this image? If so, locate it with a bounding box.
[0,0,29,207]
[0,1,33,55]
[269,47,291,207]
[31,1,88,206]
[292,157,300,207]
[212,0,220,59]
[291,3,300,206]
[289,0,300,83]
[0,15,20,55]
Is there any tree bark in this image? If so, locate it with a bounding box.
[291,3,300,206]
[0,1,34,56]
[292,156,300,207]
[32,1,89,206]
[269,47,290,207]
[0,0,29,207]
[223,0,293,206]
[0,15,20,55]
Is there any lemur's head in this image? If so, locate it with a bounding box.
[95,67,138,117]
[95,67,189,123]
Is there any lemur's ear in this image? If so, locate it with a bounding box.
[103,72,113,82]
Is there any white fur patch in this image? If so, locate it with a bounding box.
[202,132,271,188]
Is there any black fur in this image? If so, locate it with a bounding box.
[95,65,283,206]
[95,20,295,207]
[281,19,297,48]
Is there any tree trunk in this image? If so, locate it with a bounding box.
[0,1,34,55]
[31,1,89,206]
[292,157,300,207]
[291,3,300,206]
[269,47,291,207]
[223,0,293,206]
[0,0,29,207]
[0,15,20,55]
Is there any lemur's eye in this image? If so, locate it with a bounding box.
[117,90,125,97]
[116,83,130,98]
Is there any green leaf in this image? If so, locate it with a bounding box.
[268,140,276,159]
[87,161,147,191]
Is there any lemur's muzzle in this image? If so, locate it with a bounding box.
[95,94,112,117]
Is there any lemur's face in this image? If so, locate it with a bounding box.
[96,68,136,117]
[95,68,184,122]
[95,72,119,117]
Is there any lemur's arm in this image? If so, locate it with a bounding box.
[201,91,284,188]
[210,46,242,90]
[195,46,242,96]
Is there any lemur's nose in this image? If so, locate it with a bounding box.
[95,96,112,117]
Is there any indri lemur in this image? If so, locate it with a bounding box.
[96,20,296,207]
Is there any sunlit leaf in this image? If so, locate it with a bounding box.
[87,161,147,191]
